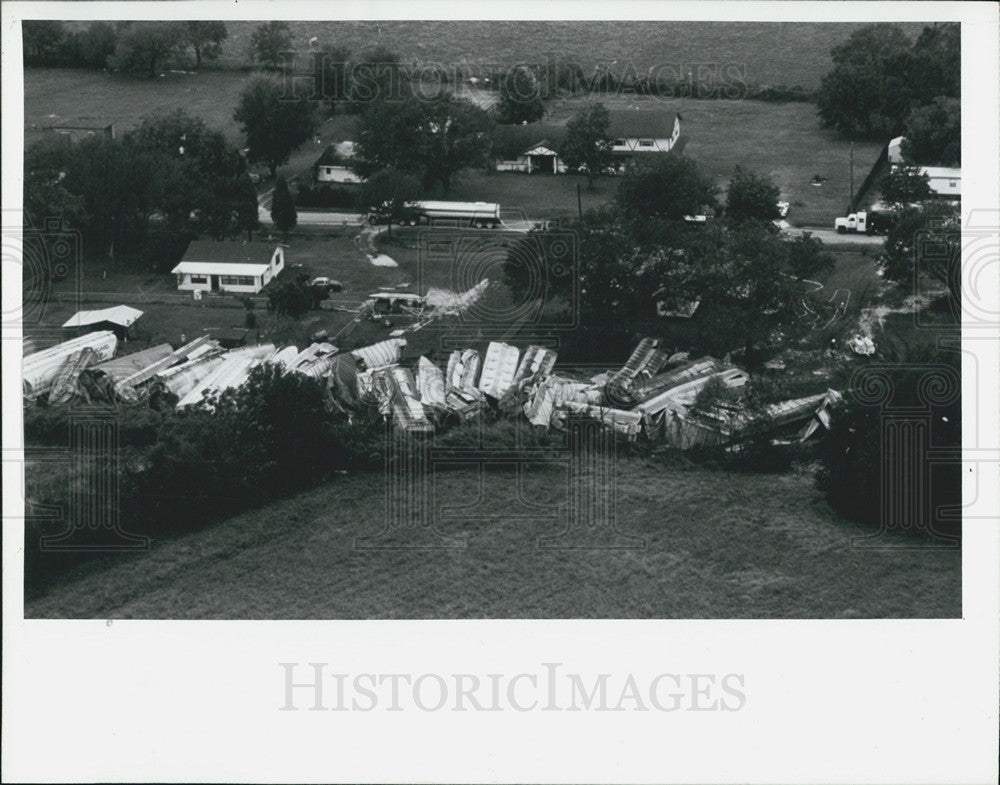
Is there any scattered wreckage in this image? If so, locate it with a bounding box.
[23,327,841,450]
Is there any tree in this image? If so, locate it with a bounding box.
[185,21,227,69]
[270,176,297,238]
[352,95,493,193]
[787,232,835,281]
[817,344,960,535]
[70,22,118,68]
[312,43,352,115]
[39,134,160,261]
[907,23,960,105]
[901,96,960,166]
[661,221,797,364]
[816,24,913,139]
[358,167,421,239]
[725,166,781,223]
[127,110,246,237]
[235,174,261,242]
[880,165,932,204]
[503,206,669,360]
[266,274,311,319]
[233,77,319,177]
[23,21,65,65]
[24,138,86,232]
[617,153,717,222]
[109,21,186,77]
[877,201,960,305]
[496,65,545,124]
[249,21,292,70]
[347,45,406,112]
[559,102,613,188]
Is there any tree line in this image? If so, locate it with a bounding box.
[25,110,260,266]
[816,21,959,165]
[23,20,228,74]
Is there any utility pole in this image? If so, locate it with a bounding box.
[849,141,855,212]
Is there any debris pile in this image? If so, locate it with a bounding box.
[24,327,841,449]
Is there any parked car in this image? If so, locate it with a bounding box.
[310,277,343,292]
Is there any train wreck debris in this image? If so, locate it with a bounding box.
[22,329,841,450]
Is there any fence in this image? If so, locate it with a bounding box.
[848,142,889,214]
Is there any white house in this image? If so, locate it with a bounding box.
[314,142,363,185]
[494,111,682,174]
[172,241,285,294]
[607,111,682,157]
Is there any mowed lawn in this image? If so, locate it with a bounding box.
[24,458,961,619]
[27,232,411,351]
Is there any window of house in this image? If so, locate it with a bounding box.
[639,139,655,147]
[220,275,255,287]
[949,181,957,187]
[190,275,208,284]
[613,139,626,147]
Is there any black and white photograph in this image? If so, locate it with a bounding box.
[3,1,998,782]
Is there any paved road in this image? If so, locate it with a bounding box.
[782,226,885,245]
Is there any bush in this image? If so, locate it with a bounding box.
[815,349,961,539]
[23,363,358,588]
[24,402,166,447]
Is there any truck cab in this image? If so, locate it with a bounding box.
[834,211,868,234]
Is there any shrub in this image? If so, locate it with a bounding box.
[815,348,961,538]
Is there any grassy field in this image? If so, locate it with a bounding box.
[24,457,960,619]
[51,21,926,87]
[23,67,258,147]
[208,22,928,90]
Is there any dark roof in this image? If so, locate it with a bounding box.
[606,110,679,140]
[524,139,558,153]
[181,239,278,265]
[315,145,339,168]
[490,123,565,159]
[52,116,115,130]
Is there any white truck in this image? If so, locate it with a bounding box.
[369,200,502,228]
[834,206,895,235]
